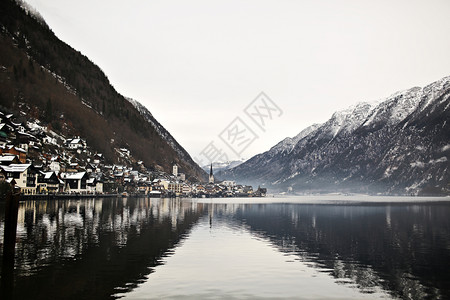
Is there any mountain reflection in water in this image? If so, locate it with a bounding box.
[228,203,450,299]
[0,198,204,299]
[1,197,449,299]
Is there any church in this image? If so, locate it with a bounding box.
[209,163,214,183]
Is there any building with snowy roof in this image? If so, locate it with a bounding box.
[0,163,37,195]
[60,172,89,193]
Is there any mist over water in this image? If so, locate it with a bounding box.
[1,196,449,299]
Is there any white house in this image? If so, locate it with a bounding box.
[182,183,192,195]
[152,178,169,191]
[93,153,103,164]
[87,177,103,194]
[66,138,86,150]
[172,164,178,176]
[0,163,37,195]
[43,136,57,145]
[61,172,89,193]
[49,160,61,172]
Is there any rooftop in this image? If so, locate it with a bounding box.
[61,172,87,180]
[1,163,31,173]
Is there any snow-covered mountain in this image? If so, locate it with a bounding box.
[218,76,450,195]
[201,159,246,174]
[269,124,321,155]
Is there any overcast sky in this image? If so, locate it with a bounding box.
[25,0,450,165]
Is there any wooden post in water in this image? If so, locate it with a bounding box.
[1,190,20,298]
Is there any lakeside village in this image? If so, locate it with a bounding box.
[0,111,267,199]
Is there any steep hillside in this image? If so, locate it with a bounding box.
[0,0,206,181]
[219,76,450,195]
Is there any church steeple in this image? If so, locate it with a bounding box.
[209,163,214,183]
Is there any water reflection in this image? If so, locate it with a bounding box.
[0,198,204,299]
[1,198,450,299]
[226,202,450,299]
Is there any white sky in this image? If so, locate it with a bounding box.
[25,0,450,164]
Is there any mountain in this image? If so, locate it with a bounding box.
[266,124,321,156]
[0,0,206,180]
[201,159,246,174]
[125,97,198,170]
[218,76,450,195]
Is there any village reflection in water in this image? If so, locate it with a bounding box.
[1,197,205,299]
[1,197,449,299]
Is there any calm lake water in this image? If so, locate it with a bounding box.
[1,196,450,299]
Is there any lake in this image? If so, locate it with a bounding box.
[1,196,450,299]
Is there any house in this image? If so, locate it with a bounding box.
[66,137,86,150]
[0,163,37,195]
[243,185,254,194]
[205,183,219,195]
[114,172,124,184]
[254,186,267,197]
[118,148,130,157]
[0,154,20,165]
[17,131,37,149]
[182,183,192,195]
[38,171,63,194]
[93,153,103,164]
[49,159,61,172]
[137,179,151,195]
[87,177,103,194]
[168,182,183,195]
[85,163,96,174]
[172,164,178,176]
[152,179,169,191]
[0,145,27,163]
[43,135,57,145]
[222,180,236,187]
[195,184,206,194]
[60,172,89,194]
[113,165,125,178]
[129,170,139,181]
[95,179,104,193]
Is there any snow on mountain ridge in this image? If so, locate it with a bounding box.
[268,88,420,158]
[363,86,422,128]
[292,123,321,144]
[418,76,450,113]
[315,101,374,140]
[269,124,321,155]
[202,159,246,173]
